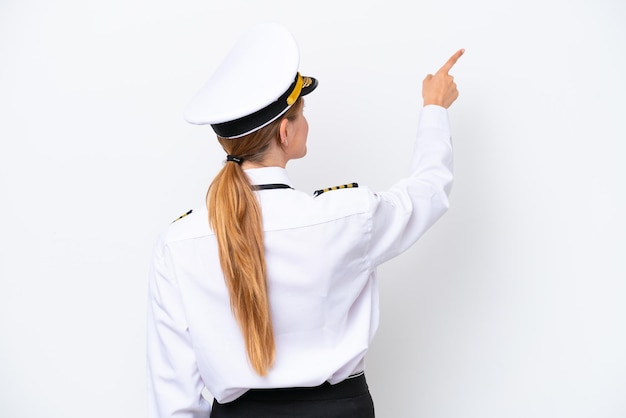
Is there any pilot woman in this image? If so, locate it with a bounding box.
[147,21,463,418]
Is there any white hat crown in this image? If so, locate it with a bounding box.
[184,22,317,138]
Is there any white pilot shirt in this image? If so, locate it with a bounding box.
[147,105,454,417]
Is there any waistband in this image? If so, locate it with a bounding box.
[236,373,369,402]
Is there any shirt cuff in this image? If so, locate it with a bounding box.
[418,105,450,131]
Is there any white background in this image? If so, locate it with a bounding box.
[1,0,625,417]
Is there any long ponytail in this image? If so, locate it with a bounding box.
[208,162,273,375]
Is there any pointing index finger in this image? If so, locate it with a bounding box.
[437,48,465,74]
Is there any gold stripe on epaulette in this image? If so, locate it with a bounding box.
[313,182,358,197]
[172,209,193,223]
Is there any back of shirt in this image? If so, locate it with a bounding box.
[147,105,453,417]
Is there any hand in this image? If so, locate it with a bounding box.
[422,49,464,108]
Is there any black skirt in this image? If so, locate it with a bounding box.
[210,373,375,418]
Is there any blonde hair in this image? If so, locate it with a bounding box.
[206,98,303,376]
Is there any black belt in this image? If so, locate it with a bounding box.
[235,373,369,402]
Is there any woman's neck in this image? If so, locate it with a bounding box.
[241,142,288,169]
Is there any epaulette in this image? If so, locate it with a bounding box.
[313,182,358,197]
[172,209,193,223]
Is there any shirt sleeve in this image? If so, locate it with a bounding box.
[147,235,212,418]
[367,105,454,266]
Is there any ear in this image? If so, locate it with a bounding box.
[279,118,290,145]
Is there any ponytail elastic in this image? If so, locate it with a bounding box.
[226,155,243,164]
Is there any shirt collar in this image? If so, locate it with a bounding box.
[244,167,293,188]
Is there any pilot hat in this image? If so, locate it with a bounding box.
[184,22,318,139]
